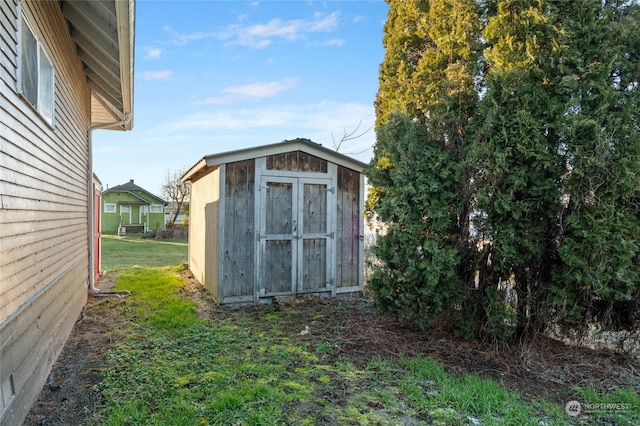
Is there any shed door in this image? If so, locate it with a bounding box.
[259,176,333,296]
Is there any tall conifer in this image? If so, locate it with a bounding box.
[368,0,640,339]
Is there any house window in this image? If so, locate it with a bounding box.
[20,14,55,126]
[120,205,131,214]
[150,204,163,213]
[104,203,116,213]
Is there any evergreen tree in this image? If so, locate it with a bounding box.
[371,0,482,335]
[470,0,567,337]
[368,0,640,339]
[375,0,481,152]
[550,0,640,332]
[366,113,462,330]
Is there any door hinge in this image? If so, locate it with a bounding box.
[325,232,334,239]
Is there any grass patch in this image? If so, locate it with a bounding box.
[91,267,640,425]
[94,239,639,425]
[101,234,187,270]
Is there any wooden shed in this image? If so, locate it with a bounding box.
[182,138,367,304]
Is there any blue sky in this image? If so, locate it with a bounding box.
[93,0,389,196]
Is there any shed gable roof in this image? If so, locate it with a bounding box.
[183,138,368,182]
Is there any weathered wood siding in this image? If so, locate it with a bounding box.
[188,167,220,299]
[261,180,293,294]
[0,1,91,424]
[187,144,364,303]
[221,160,255,300]
[266,151,328,173]
[301,182,329,292]
[336,166,362,289]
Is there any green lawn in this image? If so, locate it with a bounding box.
[93,237,639,425]
[101,234,187,270]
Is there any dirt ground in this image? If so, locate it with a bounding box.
[25,271,640,425]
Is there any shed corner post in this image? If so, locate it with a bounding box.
[253,157,266,304]
[328,163,338,299]
[217,163,226,304]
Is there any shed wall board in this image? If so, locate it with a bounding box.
[221,159,255,301]
[336,165,362,290]
[0,1,93,424]
[188,167,220,299]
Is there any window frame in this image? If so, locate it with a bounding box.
[149,204,163,213]
[19,11,56,126]
[104,203,116,213]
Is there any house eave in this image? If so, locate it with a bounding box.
[61,0,135,130]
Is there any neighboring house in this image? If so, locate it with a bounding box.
[0,1,134,425]
[182,138,366,305]
[102,179,166,234]
[165,201,189,226]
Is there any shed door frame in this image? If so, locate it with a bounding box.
[257,175,335,297]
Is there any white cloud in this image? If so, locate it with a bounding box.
[223,78,298,97]
[163,25,217,45]
[196,78,298,105]
[220,12,340,49]
[161,12,341,50]
[315,38,345,47]
[143,70,172,81]
[162,109,294,130]
[309,12,340,31]
[165,101,372,130]
[145,48,162,59]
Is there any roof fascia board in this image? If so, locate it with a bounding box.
[115,0,134,126]
[203,140,367,172]
[181,158,208,182]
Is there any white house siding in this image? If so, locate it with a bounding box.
[0,1,92,424]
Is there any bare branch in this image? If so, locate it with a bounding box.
[331,121,374,152]
[162,168,190,226]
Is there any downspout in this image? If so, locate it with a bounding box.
[88,115,132,297]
